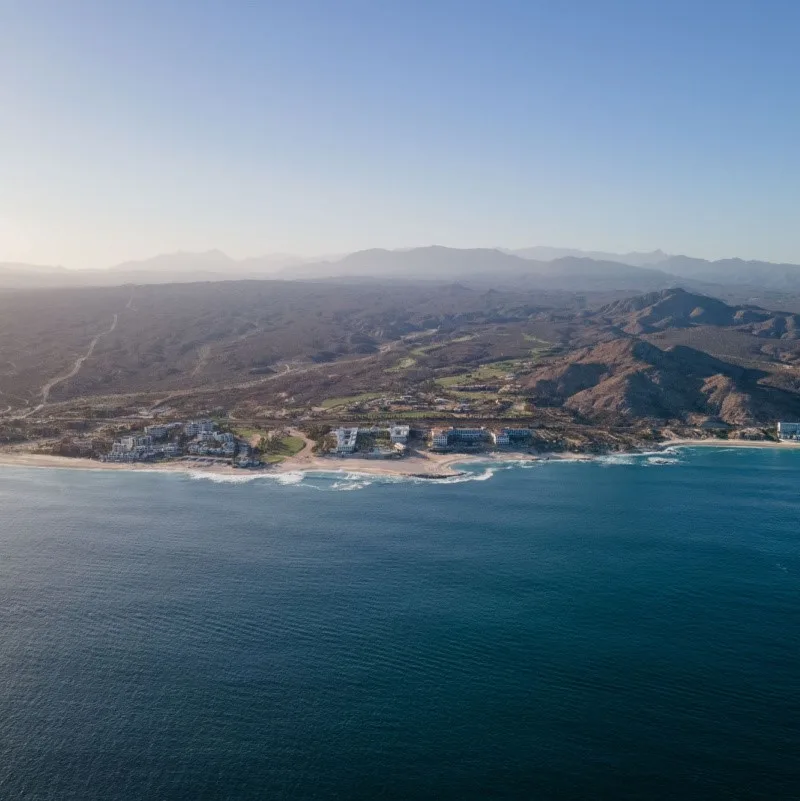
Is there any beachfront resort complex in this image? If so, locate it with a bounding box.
[90,415,800,469]
[103,419,259,467]
[99,417,545,469]
[331,424,410,456]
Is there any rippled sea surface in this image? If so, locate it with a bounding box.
[0,447,798,800]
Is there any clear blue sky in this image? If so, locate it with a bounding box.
[2,0,800,267]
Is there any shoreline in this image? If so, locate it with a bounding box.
[660,437,800,450]
[0,448,586,479]
[0,449,478,479]
[0,437,798,479]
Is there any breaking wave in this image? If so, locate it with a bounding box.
[329,479,374,491]
[324,466,499,490]
[422,467,497,483]
[183,450,684,490]
[595,448,684,468]
[186,469,308,485]
[595,454,638,467]
[645,456,680,466]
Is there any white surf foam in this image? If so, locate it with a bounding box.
[271,471,306,485]
[329,479,374,491]
[594,449,683,467]
[595,454,638,466]
[492,459,541,470]
[426,467,497,483]
[183,449,686,489]
[185,469,307,485]
[186,471,265,484]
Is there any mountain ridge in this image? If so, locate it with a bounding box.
[5,246,800,293]
[594,287,800,338]
[508,246,671,266]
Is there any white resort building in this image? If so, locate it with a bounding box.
[333,427,359,454]
[389,424,410,444]
[777,421,800,440]
[430,429,451,450]
[184,419,217,437]
[144,425,168,440]
[429,427,489,450]
[331,423,410,455]
[491,428,534,446]
[107,434,156,462]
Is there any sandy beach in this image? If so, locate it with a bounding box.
[0,448,475,478]
[0,437,796,479]
[0,446,586,479]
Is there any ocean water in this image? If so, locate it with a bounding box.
[0,447,798,800]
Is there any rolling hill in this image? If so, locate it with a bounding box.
[595,287,800,338]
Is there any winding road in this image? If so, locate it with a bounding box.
[6,304,405,420]
[13,313,119,419]
[191,344,211,378]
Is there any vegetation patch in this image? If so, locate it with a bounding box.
[257,433,306,462]
[409,334,477,358]
[434,358,529,387]
[434,373,472,387]
[386,356,417,373]
[233,425,269,442]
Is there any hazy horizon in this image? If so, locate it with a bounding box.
[0,242,794,273]
[4,1,800,268]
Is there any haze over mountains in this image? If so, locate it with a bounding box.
[4,245,800,294]
[0,251,314,289]
[505,246,672,267]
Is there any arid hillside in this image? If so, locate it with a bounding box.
[0,280,572,409]
[523,338,800,424]
[596,287,800,338]
[0,281,798,428]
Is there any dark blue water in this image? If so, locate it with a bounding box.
[0,447,798,800]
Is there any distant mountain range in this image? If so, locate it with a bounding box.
[0,251,315,289]
[283,247,680,293]
[109,249,311,275]
[4,245,800,294]
[504,246,672,267]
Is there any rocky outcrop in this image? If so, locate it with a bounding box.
[523,337,800,424]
